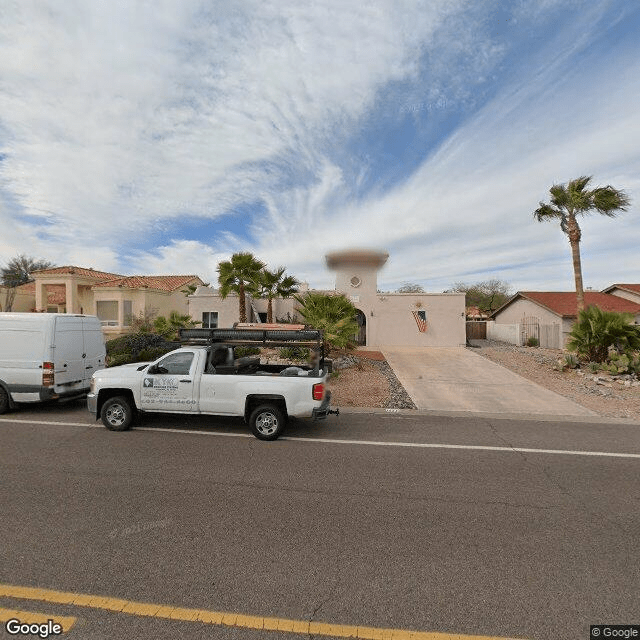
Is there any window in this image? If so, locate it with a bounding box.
[123,300,133,326]
[156,352,194,375]
[202,312,218,328]
[96,301,118,326]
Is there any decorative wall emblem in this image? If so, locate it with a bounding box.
[350,276,362,288]
[412,309,427,332]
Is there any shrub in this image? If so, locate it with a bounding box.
[526,336,539,347]
[106,334,177,367]
[235,346,261,358]
[563,354,579,369]
[278,346,310,361]
[587,362,601,373]
[567,306,640,363]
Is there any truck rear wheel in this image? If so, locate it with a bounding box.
[101,396,134,431]
[0,387,9,414]
[249,404,286,441]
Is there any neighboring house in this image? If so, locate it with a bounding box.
[8,266,204,337]
[90,274,204,337]
[189,249,466,347]
[601,284,640,305]
[491,291,640,348]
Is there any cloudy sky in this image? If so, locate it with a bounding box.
[1,0,638,293]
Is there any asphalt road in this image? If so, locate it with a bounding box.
[1,401,639,640]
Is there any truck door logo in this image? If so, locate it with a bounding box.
[144,378,154,387]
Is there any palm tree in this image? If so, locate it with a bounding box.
[217,253,265,323]
[533,176,630,312]
[259,267,300,323]
[293,292,360,354]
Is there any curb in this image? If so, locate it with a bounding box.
[334,406,640,425]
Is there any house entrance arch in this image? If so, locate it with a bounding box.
[354,309,366,346]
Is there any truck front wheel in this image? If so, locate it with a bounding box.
[249,404,286,441]
[101,396,134,431]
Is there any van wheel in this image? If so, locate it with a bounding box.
[101,396,134,431]
[0,387,9,414]
[249,404,286,441]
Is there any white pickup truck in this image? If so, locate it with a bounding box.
[87,326,337,440]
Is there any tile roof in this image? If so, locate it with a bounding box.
[508,291,640,318]
[31,266,124,280]
[17,282,66,305]
[92,275,202,292]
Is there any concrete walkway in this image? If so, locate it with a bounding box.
[381,346,597,417]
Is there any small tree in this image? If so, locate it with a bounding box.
[396,282,425,293]
[447,279,511,315]
[217,253,265,323]
[567,306,640,363]
[153,311,200,340]
[1,254,55,311]
[293,292,360,354]
[259,267,300,323]
[127,307,159,334]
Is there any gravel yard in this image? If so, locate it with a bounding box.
[326,351,416,410]
[470,339,640,420]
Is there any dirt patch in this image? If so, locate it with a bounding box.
[472,340,640,420]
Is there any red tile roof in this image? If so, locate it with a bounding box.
[510,291,640,318]
[17,282,66,305]
[31,266,124,280]
[92,275,202,292]
[602,284,640,295]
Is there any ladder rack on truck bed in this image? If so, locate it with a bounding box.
[178,326,325,367]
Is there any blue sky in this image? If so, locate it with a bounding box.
[1,0,638,293]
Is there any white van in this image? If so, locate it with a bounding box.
[0,313,106,413]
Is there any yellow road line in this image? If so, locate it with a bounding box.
[0,583,526,640]
[0,606,76,632]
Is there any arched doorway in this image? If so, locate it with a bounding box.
[354,309,366,346]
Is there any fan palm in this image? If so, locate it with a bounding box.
[293,292,360,353]
[259,267,300,323]
[533,176,630,312]
[217,253,265,323]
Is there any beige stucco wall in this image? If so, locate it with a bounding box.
[187,288,255,328]
[366,293,466,347]
[0,287,34,312]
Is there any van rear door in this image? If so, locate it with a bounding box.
[53,316,85,388]
[82,317,106,383]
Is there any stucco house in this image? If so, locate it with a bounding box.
[188,249,466,348]
[601,284,640,305]
[490,291,640,348]
[3,266,204,337]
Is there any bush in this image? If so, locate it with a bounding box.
[106,334,177,367]
[526,336,539,347]
[563,354,579,369]
[234,346,261,358]
[567,306,640,362]
[278,346,310,361]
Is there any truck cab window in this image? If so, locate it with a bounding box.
[156,352,194,375]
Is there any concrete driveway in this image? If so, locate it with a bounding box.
[381,346,597,417]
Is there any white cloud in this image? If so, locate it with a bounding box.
[0,0,637,296]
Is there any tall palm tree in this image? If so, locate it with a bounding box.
[217,253,265,323]
[259,267,300,323]
[533,176,630,312]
